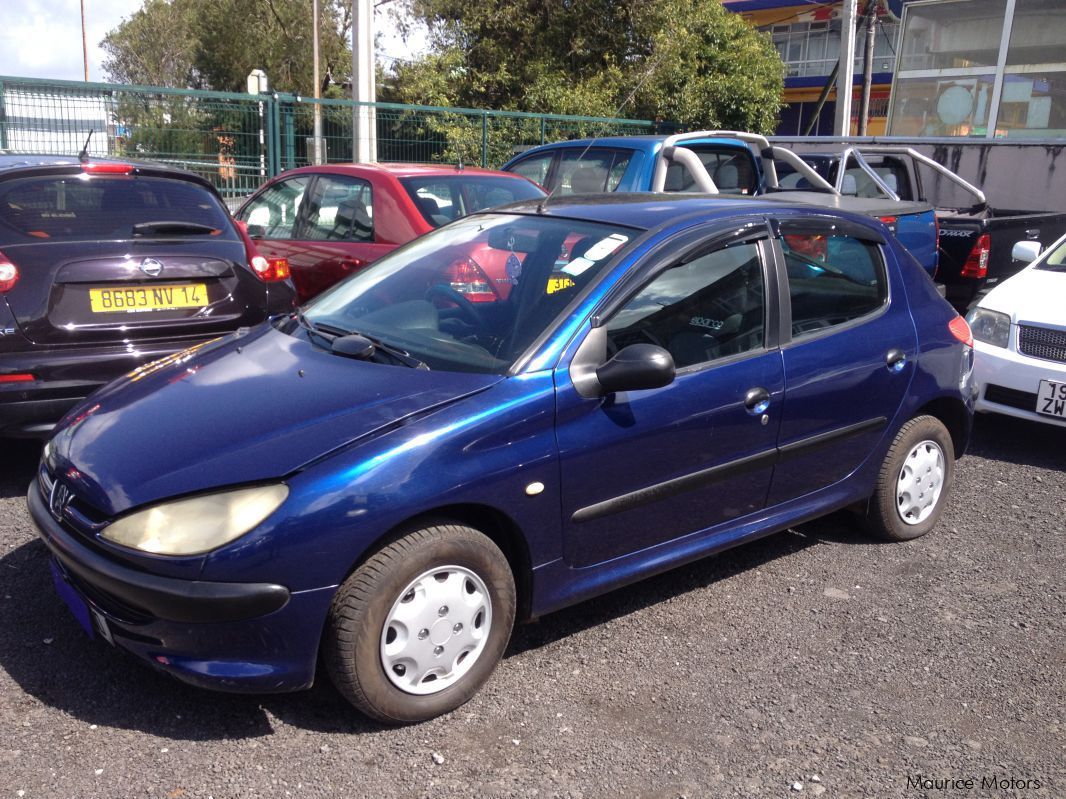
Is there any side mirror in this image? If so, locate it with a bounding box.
[246,223,267,239]
[1012,240,1042,263]
[595,344,675,395]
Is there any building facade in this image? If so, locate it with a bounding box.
[723,0,906,136]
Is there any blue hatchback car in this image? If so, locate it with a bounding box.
[29,194,974,723]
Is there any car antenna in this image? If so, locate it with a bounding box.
[78,129,94,164]
[456,155,464,172]
[535,46,667,215]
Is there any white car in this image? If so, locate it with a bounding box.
[967,236,1066,427]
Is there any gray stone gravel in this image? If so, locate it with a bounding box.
[1,413,1063,798]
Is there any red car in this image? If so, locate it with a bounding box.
[235,163,545,303]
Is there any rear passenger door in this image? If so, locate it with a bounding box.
[766,217,918,506]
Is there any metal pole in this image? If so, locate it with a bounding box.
[858,1,876,135]
[80,0,89,81]
[834,0,858,136]
[351,0,376,162]
[312,0,323,164]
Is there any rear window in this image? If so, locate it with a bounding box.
[0,175,234,241]
[400,175,545,228]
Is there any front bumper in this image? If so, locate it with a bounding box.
[972,339,1066,428]
[28,484,334,693]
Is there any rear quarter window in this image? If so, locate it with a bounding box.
[0,175,234,241]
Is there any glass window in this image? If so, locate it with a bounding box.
[557,149,634,195]
[508,153,553,187]
[1005,0,1066,66]
[606,243,765,369]
[239,176,310,239]
[897,0,1007,71]
[889,75,996,136]
[399,175,545,228]
[782,233,886,337]
[995,71,1066,138]
[304,214,636,374]
[301,175,374,241]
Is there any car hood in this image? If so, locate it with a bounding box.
[980,267,1066,327]
[47,324,502,515]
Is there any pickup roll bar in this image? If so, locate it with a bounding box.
[841,145,987,208]
[651,130,838,194]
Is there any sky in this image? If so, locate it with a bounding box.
[0,0,425,84]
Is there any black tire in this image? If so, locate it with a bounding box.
[324,523,516,724]
[864,415,955,542]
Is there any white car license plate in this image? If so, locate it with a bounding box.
[1036,379,1066,419]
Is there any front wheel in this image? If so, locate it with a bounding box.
[324,523,516,724]
[864,415,955,542]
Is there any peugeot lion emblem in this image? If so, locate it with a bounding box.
[140,257,164,277]
[48,481,72,522]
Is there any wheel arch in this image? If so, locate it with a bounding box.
[339,503,535,622]
[912,396,971,458]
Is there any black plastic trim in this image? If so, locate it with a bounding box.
[28,485,290,624]
[571,415,888,524]
[572,448,778,524]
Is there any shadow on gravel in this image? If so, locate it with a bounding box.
[967,413,1066,470]
[506,514,856,657]
[0,438,41,500]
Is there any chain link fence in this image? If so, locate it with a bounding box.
[0,75,658,204]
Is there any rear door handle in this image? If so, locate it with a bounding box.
[744,386,770,415]
[886,348,907,372]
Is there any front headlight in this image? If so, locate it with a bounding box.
[966,307,1011,348]
[101,484,289,556]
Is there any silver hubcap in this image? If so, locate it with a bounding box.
[895,439,945,525]
[380,566,492,695]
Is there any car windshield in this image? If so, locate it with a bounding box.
[303,213,638,374]
[1037,238,1066,272]
[400,176,545,228]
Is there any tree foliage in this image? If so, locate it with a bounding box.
[102,0,351,95]
[382,0,785,133]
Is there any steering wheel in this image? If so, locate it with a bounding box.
[425,284,481,328]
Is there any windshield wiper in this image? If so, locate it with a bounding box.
[132,220,219,236]
[294,310,429,369]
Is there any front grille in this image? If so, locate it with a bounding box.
[984,384,1037,411]
[1018,325,1066,364]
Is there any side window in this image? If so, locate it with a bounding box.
[606,242,766,369]
[508,154,554,188]
[559,150,633,195]
[239,176,310,239]
[302,175,374,242]
[782,233,887,337]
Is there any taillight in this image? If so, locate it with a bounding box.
[234,220,290,282]
[0,251,18,293]
[82,162,135,174]
[446,257,499,303]
[960,233,991,279]
[949,315,973,347]
[0,373,35,383]
[879,216,898,234]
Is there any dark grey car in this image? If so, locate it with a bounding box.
[0,156,295,437]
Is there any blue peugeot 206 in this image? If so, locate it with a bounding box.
[29,194,974,724]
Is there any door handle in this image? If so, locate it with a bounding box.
[886,348,907,372]
[744,386,770,415]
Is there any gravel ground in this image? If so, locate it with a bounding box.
[0,414,1063,799]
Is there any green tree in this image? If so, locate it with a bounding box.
[383,0,784,133]
[101,0,352,96]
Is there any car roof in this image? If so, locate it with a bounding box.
[493,192,806,230]
[277,162,532,179]
[0,154,218,188]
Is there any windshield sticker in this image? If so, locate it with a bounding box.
[505,251,523,284]
[582,233,629,261]
[562,257,595,276]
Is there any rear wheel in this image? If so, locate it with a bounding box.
[864,415,955,541]
[325,523,515,724]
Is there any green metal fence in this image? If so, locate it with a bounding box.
[0,75,658,202]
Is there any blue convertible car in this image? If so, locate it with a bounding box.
[29,194,974,723]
